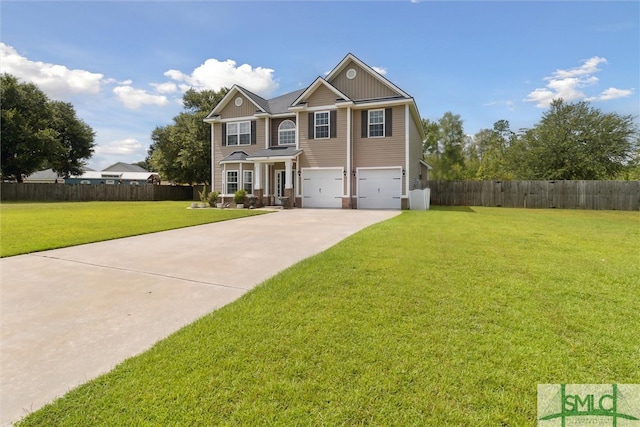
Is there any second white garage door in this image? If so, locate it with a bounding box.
[358,168,402,209]
[302,169,343,208]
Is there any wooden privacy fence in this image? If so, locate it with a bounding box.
[1,183,194,202]
[426,180,639,211]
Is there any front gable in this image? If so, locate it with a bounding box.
[326,54,410,102]
[218,92,258,119]
[306,84,342,108]
[329,59,400,101]
[290,77,350,110]
[206,85,267,121]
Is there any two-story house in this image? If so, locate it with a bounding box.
[204,53,429,209]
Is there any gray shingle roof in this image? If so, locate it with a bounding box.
[24,168,63,181]
[237,87,270,113]
[236,86,305,115]
[246,147,302,159]
[219,151,250,163]
[102,162,148,173]
[266,89,305,114]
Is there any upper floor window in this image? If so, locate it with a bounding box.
[361,108,392,138]
[227,121,251,146]
[314,112,330,139]
[278,120,296,145]
[369,109,385,137]
[308,111,336,140]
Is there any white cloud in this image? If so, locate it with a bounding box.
[484,100,516,111]
[113,84,169,109]
[151,81,178,94]
[525,56,634,107]
[0,42,103,99]
[164,58,279,97]
[94,138,144,156]
[372,66,387,76]
[599,87,634,100]
[552,56,607,79]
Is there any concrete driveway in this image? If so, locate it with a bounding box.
[0,208,399,426]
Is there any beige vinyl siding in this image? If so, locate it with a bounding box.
[330,60,400,101]
[306,85,339,108]
[299,109,347,194]
[408,111,424,190]
[299,109,347,168]
[219,93,257,119]
[212,121,265,194]
[353,105,406,168]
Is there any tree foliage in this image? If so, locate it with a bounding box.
[1,74,94,181]
[424,100,638,181]
[473,120,517,180]
[423,112,467,179]
[47,101,96,177]
[148,88,228,184]
[509,99,638,180]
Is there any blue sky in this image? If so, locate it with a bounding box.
[2,1,638,170]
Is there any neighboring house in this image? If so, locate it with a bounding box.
[204,53,429,209]
[23,168,69,184]
[66,163,160,185]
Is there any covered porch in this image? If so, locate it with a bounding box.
[219,147,302,208]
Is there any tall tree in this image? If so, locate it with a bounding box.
[149,87,228,184]
[1,74,94,181]
[47,101,95,177]
[474,120,515,180]
[422,118,440,156]
[511,99,638,180]
[1,74,57,182]
[437,112,466,180]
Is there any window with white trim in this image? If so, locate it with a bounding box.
[226,170,238,194]
[243,170,253,194]
[226,121,251,146]
[369,109,385,137]
[278,120,296,145]
[314,112,329,139]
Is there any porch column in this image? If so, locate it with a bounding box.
[254,162,263,207]
[285,160,293,189]
[254,162,262,190]
[284,160,294,208]
[264,163,271,196]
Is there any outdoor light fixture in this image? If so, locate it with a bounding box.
[402,169,406,176]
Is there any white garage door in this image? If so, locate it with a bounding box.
[358,168,402,209]
[302,169,343,208]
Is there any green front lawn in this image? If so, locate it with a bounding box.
[0,201,266,257]
[15,207,640,426]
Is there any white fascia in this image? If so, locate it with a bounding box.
[354,98,410,110]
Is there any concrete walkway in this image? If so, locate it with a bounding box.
[0,209,399,426]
